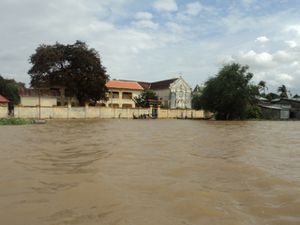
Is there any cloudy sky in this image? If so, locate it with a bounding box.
[1,0,300,94]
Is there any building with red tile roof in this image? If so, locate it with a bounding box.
[0,95,9,104]
[106,80,143,90]
[105,76,192,109]
[105,80,144,108]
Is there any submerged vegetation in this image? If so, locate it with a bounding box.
[0,118,33,125]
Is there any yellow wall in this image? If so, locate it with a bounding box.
[157,108,204,119]
[0,106,8,118]
[105,89,142,108]
[13,106,205,119]
[20,96,57,107]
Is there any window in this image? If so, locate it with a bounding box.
[109,103,119,108]
[109,92,119,98]
[122,104,132,109]
[122,92,132,99]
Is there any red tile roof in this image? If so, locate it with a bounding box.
[0,95,9,103]
[137,81,151,89]
[106,80,143,90]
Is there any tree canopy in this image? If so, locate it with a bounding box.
[199,63,259,120]
[28,41,109,105]
[277,85,288,98]
[133,89,158,108]
[191,84,203,110]
[0,75,25,105]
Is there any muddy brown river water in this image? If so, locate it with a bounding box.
[0,120,300,225]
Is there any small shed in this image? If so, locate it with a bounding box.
[259,104,290,120]
[19,88,58,107]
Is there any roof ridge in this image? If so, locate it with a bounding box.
[151,77,178,84]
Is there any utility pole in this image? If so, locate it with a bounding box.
[38,88,41,120]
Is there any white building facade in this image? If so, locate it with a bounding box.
[146,77,192,109]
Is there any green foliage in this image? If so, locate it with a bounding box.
[28,41,109,106]
[191,84,203,110]
[133,89,158,108]
[200,63,258,120]
[277,85,288,98]
[258,80,267,95]
[0,75,24,105]
[0,118,33,125]
[266,92,279,101]
[246,104,262,119]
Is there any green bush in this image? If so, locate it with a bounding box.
[0,118,33,125]
[246,105,262,119]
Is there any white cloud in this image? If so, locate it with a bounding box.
[133,20,159,30]
[1,0,300,94]
[242,0,256,5]
[238,50,274,68]
[285,40,298,48]
[273,50,293,62]
[153,0,178,12]
[133,11,158,30]
[286,24,300,36]
[255,36,269,43]
[277,73,294,82]
[166,22,184,33]
[135,11,153,20]
[185,2,203,16]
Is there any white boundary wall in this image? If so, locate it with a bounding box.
[0,106,8,118]
[12,106,205,119]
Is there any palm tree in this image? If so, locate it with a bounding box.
[277,85,288,98]
[258,80,267,95]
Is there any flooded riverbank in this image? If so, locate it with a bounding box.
[0,120,299,225]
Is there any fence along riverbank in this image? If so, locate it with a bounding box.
[0,106,205,119]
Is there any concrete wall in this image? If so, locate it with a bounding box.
[158,108,204,119]
[0,106,8,118]
[20,96,57,107]
[12,106,205,119]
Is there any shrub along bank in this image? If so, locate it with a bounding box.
[0,118,33,125]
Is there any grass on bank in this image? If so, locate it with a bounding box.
[0,118,33,125]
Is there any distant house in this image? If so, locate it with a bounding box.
[105,80,144,108]
[138,77,192,109]
[257,97,300,120]
[19,88,59,107]
[17,76,193,109]
[18,87,81,107]
[259,104,290,120]
[271,98,300,119]
[0,95,9,106]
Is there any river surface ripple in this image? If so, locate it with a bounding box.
[0,120,300,225]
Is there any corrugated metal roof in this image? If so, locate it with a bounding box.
[106,80,144,90]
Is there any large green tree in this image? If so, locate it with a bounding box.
[191,84,203,110]
[0,75,25,105]
[200,63,259,120]
[133,89,158,108]
[28,41,109,105]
